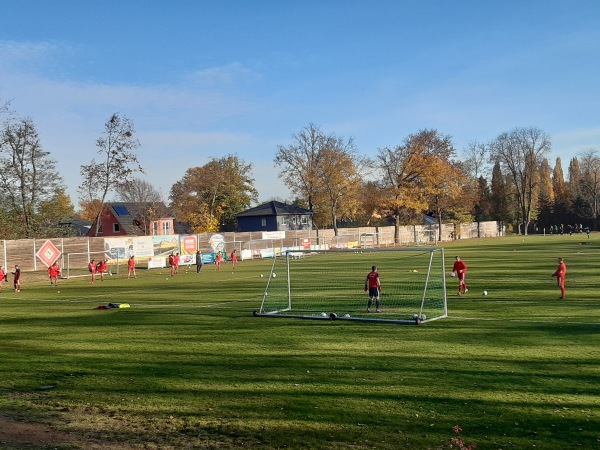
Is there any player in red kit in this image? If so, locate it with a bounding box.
[88,260,97,283]
[128,256,136,279]
[452,256,468,295]
[364,265,381,313]
[12,265,21,292]
[96,259,108,281]
[552,257,567,299]
[48,261,60,288]
[215,252,222,271]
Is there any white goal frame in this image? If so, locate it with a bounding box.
[62,251,118,279]
[256,247,448,325]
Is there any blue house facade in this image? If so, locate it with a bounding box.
[236,201,314,232]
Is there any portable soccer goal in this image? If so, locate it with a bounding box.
[62,251,117,279]
[256,247,447,324]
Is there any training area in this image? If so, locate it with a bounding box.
[0,234,598,449]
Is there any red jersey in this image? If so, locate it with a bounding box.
[97,260,107,273]
[553,261,566,278]
[48,264,60,278]
[88,262,97,273]
[128,258,135,270]
[453,260,467,274]
[366,271,380,288]
[168,255,174,266]
[174,255,180,266]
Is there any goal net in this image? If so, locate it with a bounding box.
[257,247,447,324]
[62,251,118,279]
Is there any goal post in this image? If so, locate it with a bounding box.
[257,247,447,324]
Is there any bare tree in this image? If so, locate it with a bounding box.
[117,178,164,235]
[489,127,550,235]
[0,116,65,237]
[578,149,600,230]
[462,140,488,179]
[79,113,142,236]
[274,123,326,212]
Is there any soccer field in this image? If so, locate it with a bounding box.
[0,234,598,449]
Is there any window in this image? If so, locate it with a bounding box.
[292,216,297,224]
[113,223,120,233]
[162,221,172,235]
[261,218,266,227]
[282,216,288,225]
[301,216,308,224]
[152,222,159,235]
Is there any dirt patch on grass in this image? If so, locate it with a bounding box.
[0,413,139,450]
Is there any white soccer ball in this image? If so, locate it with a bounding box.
[320,312,327,317]
[483,290,488,296]
[273,273,277,278]
[57,291,60,293]
[260,274,264,278]
[449,272,456,277]
[343,313,351,318]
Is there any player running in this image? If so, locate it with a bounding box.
[128,256,137,279]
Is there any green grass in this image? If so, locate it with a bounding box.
[0,234,599,449]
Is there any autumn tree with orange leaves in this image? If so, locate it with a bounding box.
[376,129,456,244]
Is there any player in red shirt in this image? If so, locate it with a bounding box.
[128,256,137,279]
[215,252,222,271]
[364,265,381,313]
[452,256,468,295]
[48,261,60,288]
[230,249,238,269]
[552,257,567,299]
[173,253,180,275]
[88,260,97,283]
[12,265,21,292]
[169,253,175,276]
[96,259,108,281]
[0,265,5,292]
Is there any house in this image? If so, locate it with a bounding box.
[58,217,93,236]
[236,201,313,232]
[87,202,178,237]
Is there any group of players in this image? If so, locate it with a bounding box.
[363,254,568,313]
[0,264,21,292]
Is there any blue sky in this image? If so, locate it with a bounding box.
[1,1,599,205]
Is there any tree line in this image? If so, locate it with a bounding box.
[1,101,598,240]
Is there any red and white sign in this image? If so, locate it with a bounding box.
[36,240,61,267]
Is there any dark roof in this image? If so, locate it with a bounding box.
[108,202,173,235]
[59,216,93,235]
[236,201,313,218]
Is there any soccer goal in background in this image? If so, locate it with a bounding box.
[256,247,447,324]
[62,251,117,279]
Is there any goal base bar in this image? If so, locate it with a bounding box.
[253,311,446,325]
